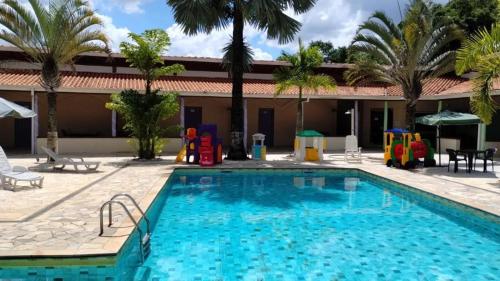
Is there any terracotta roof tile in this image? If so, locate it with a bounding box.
[438,78,500,96]
[0,69,492,98]
[385,77,467,96]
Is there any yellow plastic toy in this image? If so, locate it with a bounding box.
[252,133,267,160]
[176,144,187,163]
[384,129,436,169]
[295,130,324,161]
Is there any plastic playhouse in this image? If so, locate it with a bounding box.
[295,130,324,161]
[252,133,266,160]
[384,128,436,169]
[176,124,223,166]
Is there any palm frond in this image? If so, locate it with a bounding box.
[305,74,336,92]
[456,24,500,124]
[344,60,396,86]
[369,11,402,40]
[222,37,254,73]
[274,40,335,96]
[166,0,230,35]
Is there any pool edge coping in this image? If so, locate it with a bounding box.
[0,165,498,267]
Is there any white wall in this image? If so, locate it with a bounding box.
[439,138,461,153]
[325,137,346,152]
[36,138,182,155]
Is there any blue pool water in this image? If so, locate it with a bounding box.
[0,169,499,280]
[142,169,500,281]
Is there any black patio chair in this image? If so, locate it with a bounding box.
[474,148,497,172]
[446,149,467,173]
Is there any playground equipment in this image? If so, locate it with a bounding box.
[252,133,266,160]
[295,130,324,161]
[179,124,223,166]
[384,129,436,169]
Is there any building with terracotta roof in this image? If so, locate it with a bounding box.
[0,46,498,154]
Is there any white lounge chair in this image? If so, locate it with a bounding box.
[0,146,43,189]
[41,147,100,171]
[345,135,362,162]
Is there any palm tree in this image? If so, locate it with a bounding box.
[345,0,463,130]
[456,24,500,124]
[0,0,109,152]
[274,39,336,134]
[167,0,317,160]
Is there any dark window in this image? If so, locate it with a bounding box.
[184,106,202,133]
[14,102,31,150]
[336,100,354,136]
[258,108,275,147]
[486,111,500,141]
[370,109,393,145]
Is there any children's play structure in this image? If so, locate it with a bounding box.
[295,130,324,161]
[384,129,436,169]
[176,124,223,166]
[251,133,267,160]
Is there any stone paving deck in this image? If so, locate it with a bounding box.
[0,152,498,262]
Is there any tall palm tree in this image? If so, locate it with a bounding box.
[456,24,500,124]
[0,0,109,152]
[167,0,317,160]
[345,0,463,130]
[274,39,336,134]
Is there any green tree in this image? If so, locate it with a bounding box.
[106,30,185,159]
[274,39,336,133]
[345,0,463,130]
[0,0,109,152]
[456,24,500,124]
[441,0,499,35]
[309,40,348,63]
[166,0,316,160]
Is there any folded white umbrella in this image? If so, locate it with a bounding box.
[0,97,36,118]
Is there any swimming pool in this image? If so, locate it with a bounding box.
[0,169,499,280]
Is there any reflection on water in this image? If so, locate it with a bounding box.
[344,177,359,208]
[293,177,325,189]
[383,189,392,208]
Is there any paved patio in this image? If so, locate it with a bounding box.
[0,152,498,262]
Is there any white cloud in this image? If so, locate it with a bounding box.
[96,13,131,51]
[90,0,148,14]
[252,47,273,60]
[165,23,273,60]
[166,24,231,58]
[259,0,450,54]
[261,0,366,53]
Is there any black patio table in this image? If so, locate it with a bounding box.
[457,149,486,173]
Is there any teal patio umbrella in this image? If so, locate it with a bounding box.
[0,97,36,118]
[416,110,481,166]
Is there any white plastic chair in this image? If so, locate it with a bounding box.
[41,147,100,171]
[344,135,362,162]
[0,146,43,190]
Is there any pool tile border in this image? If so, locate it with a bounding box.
[0,165,498,267]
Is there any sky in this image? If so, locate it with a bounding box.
[16,0,448,60]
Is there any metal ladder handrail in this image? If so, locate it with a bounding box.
[99,200,145,262]
[109,193,151,233]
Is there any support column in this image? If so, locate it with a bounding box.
[383,101,388,148]
[354,100,359,137]
[243,98,248,149]
[477,123,486,150]
[31,89,38,154]
[437,100,442,153]
[179,97,185,138]
[111,110,117,137]
[350,109,355,135]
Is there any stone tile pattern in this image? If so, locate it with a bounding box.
[0,152,498,260]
